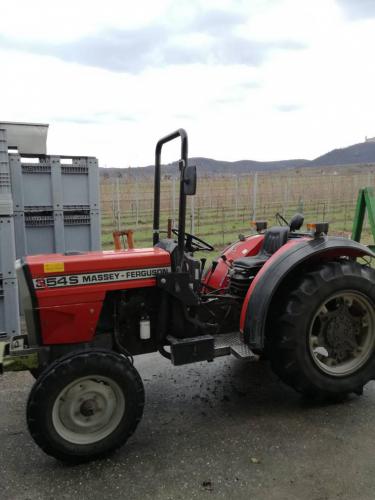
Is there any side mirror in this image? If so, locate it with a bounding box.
[183,165,197,195]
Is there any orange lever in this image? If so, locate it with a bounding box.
[113,230,135,250]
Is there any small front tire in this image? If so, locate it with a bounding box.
[27,349,144,462]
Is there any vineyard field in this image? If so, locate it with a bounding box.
[100,164,375,252]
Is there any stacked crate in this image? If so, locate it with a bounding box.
[9,154,101,257]
[0,129,20,337]
[0,122,101,338]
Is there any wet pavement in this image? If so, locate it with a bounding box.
[1,353,375,499]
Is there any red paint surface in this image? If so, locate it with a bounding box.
[238,239,370,333]
[27,247,170,276]
[28,239,370,346]
[203,234,264,290]
[27,248,171,345]
[40,303,103,344]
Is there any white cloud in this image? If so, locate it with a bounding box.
[1,0,375,166]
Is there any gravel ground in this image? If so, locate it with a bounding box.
[1,353,375,500]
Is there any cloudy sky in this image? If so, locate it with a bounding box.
[1,0,375,166]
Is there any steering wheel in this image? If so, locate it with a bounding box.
[172,229,214,252]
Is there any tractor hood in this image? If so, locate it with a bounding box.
[24,247,171,299]
[25,247,171,279]
[18,248,171,346]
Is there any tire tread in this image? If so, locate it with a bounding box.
[269,260,375,397]
[27,349,145,462]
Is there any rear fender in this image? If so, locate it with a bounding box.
[240,237,375,350]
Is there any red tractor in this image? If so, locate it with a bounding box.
[1,129,374,462]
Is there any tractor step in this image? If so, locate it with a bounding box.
[166,332,259,366]
[214,332,259,361]
[167,335,214,366]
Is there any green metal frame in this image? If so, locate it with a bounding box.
[352,187,375,252]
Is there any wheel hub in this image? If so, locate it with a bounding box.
[52,376,126,445]
[79,399,98,417]
[325,308,360,361]
[309,291,375,377]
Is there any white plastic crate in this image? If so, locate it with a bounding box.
[0,216,17,278]
[0,133,101,338]
[14,210,101,257]
[9,154,100,212]
[0,129,13,216]
[0,277,20,337]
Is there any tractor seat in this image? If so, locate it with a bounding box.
[233,226,290,269]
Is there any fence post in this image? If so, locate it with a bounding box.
[111,178,116,227]
[252,172,258,220]
[172,177,176,221]
[135,177,139,228]
[282,177,289,217]
[190,195,195,234]
[221,206,225,245]
[235,175,239,220]
[116,176,121,231]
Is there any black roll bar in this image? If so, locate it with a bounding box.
[153,129,188,263]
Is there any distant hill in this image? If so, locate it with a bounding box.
[309,141,375,167]
[100,141,375,177]
[101,157,308,178]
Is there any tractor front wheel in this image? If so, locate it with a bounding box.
[26,349,144,462]
[269,261,375,398]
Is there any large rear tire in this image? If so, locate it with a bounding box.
[27,349,144,463]
[268,261,375,398]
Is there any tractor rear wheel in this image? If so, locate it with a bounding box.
[269,261,375,398]
[27,349,144,462]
